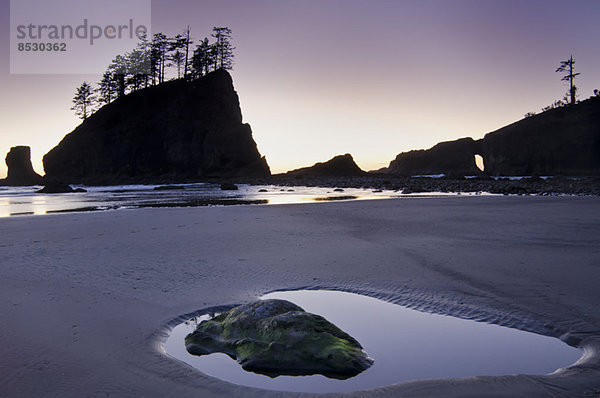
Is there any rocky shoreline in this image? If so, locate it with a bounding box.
[241,174,600,196]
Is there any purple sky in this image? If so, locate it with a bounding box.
[1,0,599,177]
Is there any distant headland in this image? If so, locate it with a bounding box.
[381,95,600,177]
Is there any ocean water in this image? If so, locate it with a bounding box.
[163,290,581,393]
[0,183,491,217]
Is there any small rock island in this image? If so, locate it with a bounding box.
[185,299,373,379]
[0,146,43,186]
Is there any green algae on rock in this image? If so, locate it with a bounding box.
[184,299,374,379]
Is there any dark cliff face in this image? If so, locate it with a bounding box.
[482,97,600,176]
[43,70,270,184]
[283,154,366,177]
[385,138,483,176]
[385,97,600,177]
[0,146,43,186]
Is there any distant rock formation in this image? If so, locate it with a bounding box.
[43,70,270,185]
[220,182,238,190]
[283,154,366,178]
[481,97,600,176]
[36,182,77,194]
[384,97,600,176]
[0,146,43,186]
[385,138,483,176]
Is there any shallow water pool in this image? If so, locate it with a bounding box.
[163,290,581,393]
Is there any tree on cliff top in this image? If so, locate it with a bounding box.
[77,26,237,118]
[181,27,193,78]
[108,54,128,97]
[167,34,188,79]
[191,37,214,78]
[97,72,118,105]
[152,33,169,84]
[211,27,235,70]
[556,55,580,105]
[71,82,95,120]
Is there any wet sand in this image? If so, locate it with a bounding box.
[1,196,599,397]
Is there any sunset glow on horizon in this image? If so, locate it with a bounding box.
[1,0,599,177]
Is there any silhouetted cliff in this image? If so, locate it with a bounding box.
[385,138,482,176]
[0,146,43,186]
[384,97,600,176]
[43,70,270,184]
[283,154,366,178]
[481,97,600,176]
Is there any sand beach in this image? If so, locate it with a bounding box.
[1,196,599,397]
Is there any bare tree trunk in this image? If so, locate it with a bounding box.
[184,26,190,79]
[569,57,575,105]
[161,53,165,83]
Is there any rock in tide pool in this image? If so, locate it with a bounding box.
[185,299,373,379]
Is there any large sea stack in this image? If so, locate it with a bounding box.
[43,70,270,184]
[0,146,43,186]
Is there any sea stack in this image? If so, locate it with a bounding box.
[0,146,43,186]
[384,137,483,177]
[284,154,366,178]
[43,69,270,185]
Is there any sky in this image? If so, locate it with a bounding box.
[1,0,599,178]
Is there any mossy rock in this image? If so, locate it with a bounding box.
[185,299,374,379]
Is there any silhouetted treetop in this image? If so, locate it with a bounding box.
[211,27,235,71]
[71,82,95,120]
[556,55,580,105]
[69,26,237,118]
